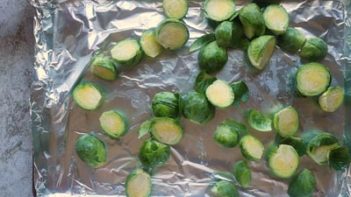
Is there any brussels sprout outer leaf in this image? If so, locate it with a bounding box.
[138,119,153,139]
[230,81,249,104]
[194,71,217,94]
[139,139,171,171]
[232,160,251,187]
[181,91,215,124]
[189,33,216,52]
[152,91,179,118]
[329,146,351,171]
[126,169,152,197]
[75,134,107,168]
[247,109,272,132]
[288,169,316,197]
[198,41,228,73]
[210,180,239,197]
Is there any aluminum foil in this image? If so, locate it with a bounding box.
[30,0,351,196]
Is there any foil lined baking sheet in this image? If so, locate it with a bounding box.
[30,0,351,196]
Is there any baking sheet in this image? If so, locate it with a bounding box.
[30,0,351,196]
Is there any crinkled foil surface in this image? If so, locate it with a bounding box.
[30,0,351,196]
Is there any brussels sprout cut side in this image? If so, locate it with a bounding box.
[248,35,276,70]
[163,0,188,19]
[263,5,289,35]
[140,30,164,58]
[152,91,179,118]
[126,169,152,197]
[204,0,236,22]
[156,19,189,50]
[90,55,118,81]
[181,91,215,124]
[72,82,103,111]
[239,3,266,39]
[232,160,251,187]
[198,41,228,73]
[240,135,264,161]
[247,109,272,132]
[267,144,299,178]
[194,71,217,94]
[318,86,344,112]
[99,110,128,139]
[139,139,171,171]
[278,27,306,53]
[75,134,107,168]
[110,38,143,67]
[206,80,235,108]
[300,37,328,61]
[273,106,299,138]
[210,180,239,197]
[287,169,316,197]
[150,117,183,145]
[296,63,331,97]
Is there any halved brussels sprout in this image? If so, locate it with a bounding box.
[275,135,306,156]
[278,27,306,53]
[232,160,251,187]
[110,38,143,67]
[213,119,246,148]
[288,169,316,197]
[273,106,299,138]
[230,81,249,104]
[150,117,183,145]
[300,37,328,61]
[152,91,179,118]
[206,79,235,108]
[75,134,107,168]
[318,86,344,112]
[181,91,215,124]
[239,3,266,39]
[90,54,118,81]
[204,0,236,22]
[99,110,129,139]
[240,135,264,161]
[72,82,103,111]
[198,41,228,73]
[247,109,272,132]
[267,144,299,178]
[139,139,171,171]
[140,30,164,58]
[215,21,243,48]
[329,146,351,171]
[126,169,152,197]
[156,19,189,50]
[263,5,289,35]
[163,0,188,19]
[247,35,276,70]
[194,71,217,94]
[210,180,239,197]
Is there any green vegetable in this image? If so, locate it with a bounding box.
[239,3,266,39]
[247,109,272,132]
[181,91,215,124]
[278,27,306,53]
[210,180,239,197]
[139,139,171,171]
[275,136,306,156]
[247,35,276,70]
[206,79,235,108]
[189,34,216,53]
[198,41,228,73]
[140,30,164,58]
[273,106,299,138]
[240,135,264,161]
[232,160,251,187]
[156,19,189,50]
[301,131,339,165]
[215,21,243,48]
[300,37,328,61]
[90,54,118,81]
[267,144,299,178]
[230,81,249,104]
[263,5,289,35]
[329,146,351,171]
[163,0,188,19]
[138,119,152,139]
[152,91,179,118]
[99,110,129,139]
[110,38,143,67]
[296,63,331,97]
[213,119,247,148]
[75,134,107,168]
[194,71,217,94]
[288,169,316,197]
[150,117,183,145]
[204,0,236,22]
[126,169,152,197]
[318,86,344,112]
[72,82,103,110]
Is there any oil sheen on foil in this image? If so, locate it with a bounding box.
[30,0,351,196]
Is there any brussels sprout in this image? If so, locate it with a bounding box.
[278,27,306,53]
[247,35,276,70]
[210,180,239,197]
[163,0,188,19]
[110,38,143,67]
[266,144,299,178]
[140,30,164,58]
[230,81,249,104]
[232,160,251,187]
[247,109,272,132]
[90,54,118,81]
[126,169,152,197]
[287,169,316,197]
[204,0,236,22]
[181,91,215,124]
[239,3,266,39]
[240,135,264,161]
[300,37,328,61]
[72,82,103,111]
[99,110,129,139]
[150,117,183,145]
[329,146,351,171]
[301,131,339,165]
[152,91,179,118]
[296,63,331,97]
[156,19,189,50]
[75,134,107,168]
[275,135,306,156]
[194,71,217,94]
[215,21,243,48]
[263,5,289,35]
[273,106,299,138]
[318,86,344,112]
[189,33,216,53]
[213,119,246,148]
[198,41,228,73]
[206,79,235,108]
[139,139,171,171]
